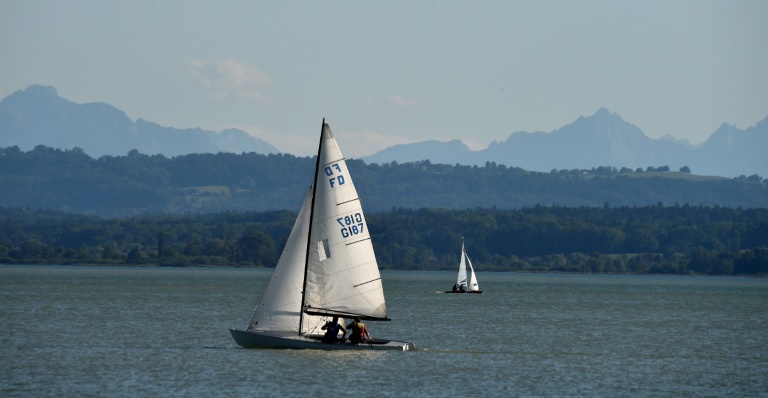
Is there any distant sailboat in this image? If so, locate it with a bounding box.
[445,238,482,294]
[230,120,415,351]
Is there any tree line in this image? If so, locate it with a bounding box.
[1,205,766,275]
[1,145,767,217]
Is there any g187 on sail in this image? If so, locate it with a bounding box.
[230,120,416,351]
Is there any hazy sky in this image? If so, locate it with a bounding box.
[2,1,766,158]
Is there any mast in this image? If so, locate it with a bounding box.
[298,118,325,336]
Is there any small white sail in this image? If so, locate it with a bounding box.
[466,253,480,292]
[304,123,388,320]
[447,238,482,293]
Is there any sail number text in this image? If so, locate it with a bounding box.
[337,213,365,238]
[325,163,345,188]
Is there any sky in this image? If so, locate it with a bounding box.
[1,1,767,158]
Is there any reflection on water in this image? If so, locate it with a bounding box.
[2,266,766,397]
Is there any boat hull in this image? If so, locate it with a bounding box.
[443,290,483,294]
[230,329,416,351]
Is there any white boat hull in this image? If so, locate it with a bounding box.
[230,329,416,351]
[443,290,483,294]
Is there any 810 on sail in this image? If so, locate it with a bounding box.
[337,213,365,238]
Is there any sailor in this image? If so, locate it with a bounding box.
[321,316,346,343]
[346,316,371,344]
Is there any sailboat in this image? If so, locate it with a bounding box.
[445,238,482,294]
[230,120,415,351]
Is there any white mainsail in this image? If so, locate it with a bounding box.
[455,241,468,288]
[303,123,388,320]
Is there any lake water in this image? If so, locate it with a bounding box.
[1,265,766,397]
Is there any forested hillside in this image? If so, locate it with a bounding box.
[1,145,766,216]
[1,206,766,275]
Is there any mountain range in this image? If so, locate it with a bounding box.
[1,85,765,177]
[0,85,279,157]
[363,109,767,178]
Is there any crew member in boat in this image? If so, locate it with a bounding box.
[452,284,460,292]
[321,316,346,344]
[346,316,371,344]
[459,284,466,292]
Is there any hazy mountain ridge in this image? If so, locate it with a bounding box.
[364,108,768,178]
[1,85,765,177]
[365,139,472,165]
[0,85,279,157]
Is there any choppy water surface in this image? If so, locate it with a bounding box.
[2,266,766,397]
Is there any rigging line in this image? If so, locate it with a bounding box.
[353,277,381,288]
[345,237,371,246]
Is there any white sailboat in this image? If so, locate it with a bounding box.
[230,120,415,351]
[445,238,482,294]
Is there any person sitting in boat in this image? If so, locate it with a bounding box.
[346,316,371,344]
[452,284,460,292]
[459,284,466,292]
[321,316,346,344]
